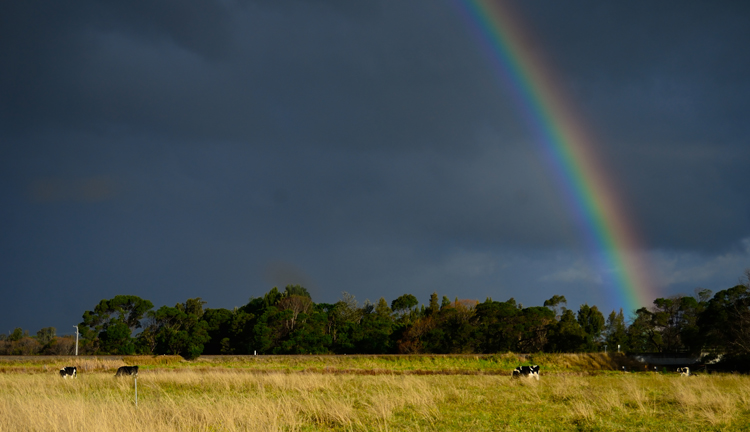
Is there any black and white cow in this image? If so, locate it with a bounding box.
[59,366,77,378]
[115,366,139,377]
[512,365,540,381]
[677,367,690,376]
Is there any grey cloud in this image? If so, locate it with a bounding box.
[1,0,749,333]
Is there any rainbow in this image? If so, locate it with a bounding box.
[455,0,654,313]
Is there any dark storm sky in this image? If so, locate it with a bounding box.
[1,0,749,334]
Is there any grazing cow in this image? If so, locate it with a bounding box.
[115,366,139,377]
[59,366,77,378]
[512,365,540,381]
[677,367,690,376]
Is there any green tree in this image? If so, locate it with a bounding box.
[698,283,750,357]
[604,309,629,352]
[99,320,135,354]
[426,292,440,316]
[36,327,56,346]
[543,295,567,319]
[441,296,452,310]
[79,295,154,352]
[634,295,706,354]
[8,328,25,342]
[391,294,419,319]
[627,307,661,353]
[352,298,393,353]
[148,298,210,359]
[328,292,362,353]
[238,286,315,354]
[277,294,313,333]
[253,307,281,354]
[260,287,283,309]
[577,304,605,351]
[515,306,554,352]
[420,299,477,354]
[179,297,207,317]
[473,299,522,352]
[276,303,332,354]
[674,295,706,354]
[651,297,682,352]
[545,309,587,352]
[283,284,311,298]
[200,308,236,354]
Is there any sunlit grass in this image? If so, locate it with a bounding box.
[0,352,640,375]
[1,355,749,430]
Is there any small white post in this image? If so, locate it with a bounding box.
[617,344,620,353]
[254,350,257,356]
[73,326,79,356]
[135,376,138,407]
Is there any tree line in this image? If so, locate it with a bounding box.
[2,270,749,365]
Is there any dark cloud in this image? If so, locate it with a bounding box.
[1,0,749,332]
[28,177,117,203]
[512,0,750,251]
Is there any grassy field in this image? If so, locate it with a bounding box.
[1,354,748,431]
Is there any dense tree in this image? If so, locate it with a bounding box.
[544,295,567,319]
[391,294,419,323]
[14,269,750,360]
[277,294,313,332]
[201,308,237,354]
[276,303,331,354]
[604,309,629,352]
[426,292,440,316]
[577,304,605,351]
[328,292,362,353]
[624,294,707,354]
[81,295,154,334]
[143,298,209,359]
[699,284,750,357]
[473,299,523,352]
[283,284,311,298]
[79,295,153,354]
[627,307,661,353]
[650,297,684,353]
[441,296,452,310]
[546,309,587,352]
[36,327,56,346]
[352,298,393,353]
[419,299,476,353]
[516,306,555,352]
[0,329,39,355]
[8,327,25,342]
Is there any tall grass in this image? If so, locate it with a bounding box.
[1,367,749,431]
[0,353,638,376]
[0,356,127,374]
[0,371,441,431]
[192,352,638,375]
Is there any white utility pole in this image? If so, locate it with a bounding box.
[73,326,79,356]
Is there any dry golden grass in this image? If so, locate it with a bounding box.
[1,359,750,431]
[0,352,639,376]
[122,355,184,366]
[0,370,444,432]
[0,357,126,374]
